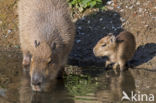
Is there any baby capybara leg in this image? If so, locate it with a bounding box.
[113,63,119,74]
[105,60,111,68]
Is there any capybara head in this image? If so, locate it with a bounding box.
[93,33,117,57]
[30,40,59,92]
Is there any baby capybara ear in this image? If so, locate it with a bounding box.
[34,40,40,48]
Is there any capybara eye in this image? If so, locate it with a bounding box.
[102,44,106,47]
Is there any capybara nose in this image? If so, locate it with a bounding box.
[31,72,43,86]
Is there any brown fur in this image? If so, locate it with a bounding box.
[18,0,75,91]
[93,31,136,72]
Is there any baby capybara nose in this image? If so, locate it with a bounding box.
[31,72,44,86]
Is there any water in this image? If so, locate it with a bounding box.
[0,52,156,103]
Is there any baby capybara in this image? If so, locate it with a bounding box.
[18,0,75,91]
[93,31,136,72]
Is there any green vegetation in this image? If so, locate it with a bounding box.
[64,74,99,96]
[68,0,104,12]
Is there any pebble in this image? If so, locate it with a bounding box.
[117,6,120,9]
[80,32,85,35]
[145,25,149,28]
[4,35,8,38]
[103,27,106,29]
[117,26,121,29]
[112,26,117,31]
[76,40,81,44]
[87,20,90,24]
[138,8,143,13]
[107,6,114,10]
[8,29,12,34]
[120,17,126,22]
[99,18,103,21]
[107,1,113,5]
[129,6,133,9]
[113,13,118,17]
[81,17,85,20]
[0,88,6,97]
[136,1,140,5]
[78,26,82,30]
[120,9,124,12]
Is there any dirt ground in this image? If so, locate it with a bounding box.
[0,0,155,69]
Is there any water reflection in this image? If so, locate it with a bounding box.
[96,70,135,103]
[19,71,74,103]
[0,53,156,103]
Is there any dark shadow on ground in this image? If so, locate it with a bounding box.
[69,10,123,67]
[130,43,156,67]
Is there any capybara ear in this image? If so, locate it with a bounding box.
[110,35,116,43]
[34,40,40,48]
[51,42,56,50]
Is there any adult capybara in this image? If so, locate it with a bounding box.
[93,31,136,72]
[18,0,75,91]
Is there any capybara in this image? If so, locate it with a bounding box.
[93,31,136,72]
[18,0,75,91]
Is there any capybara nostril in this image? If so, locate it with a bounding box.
[31,72,43,86]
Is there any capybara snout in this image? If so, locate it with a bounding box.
[29,41,59,91]
[31,72,44,86]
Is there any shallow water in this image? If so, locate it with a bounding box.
[0,52,156,103]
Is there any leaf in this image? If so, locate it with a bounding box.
[90,1,97,8]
